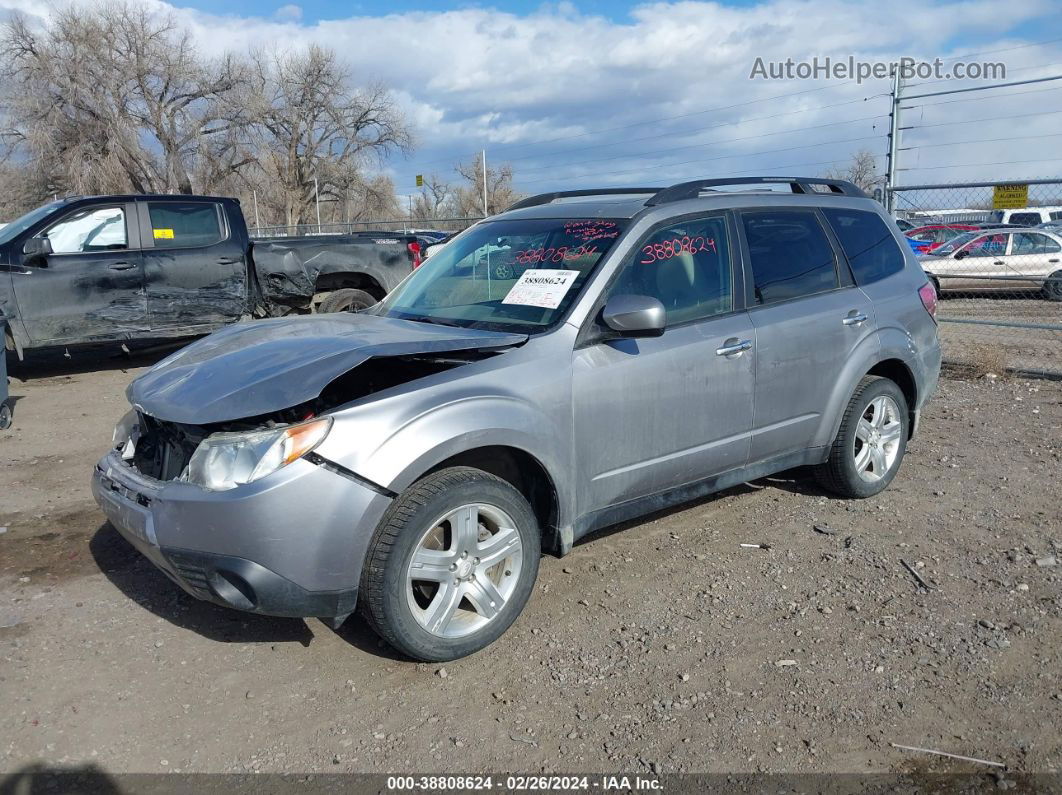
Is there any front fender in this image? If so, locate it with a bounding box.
[315,393,574,529]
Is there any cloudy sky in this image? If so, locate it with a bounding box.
[5,0,1062,205]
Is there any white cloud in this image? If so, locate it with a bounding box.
[5,0,1061,192]
[274,3,302,22]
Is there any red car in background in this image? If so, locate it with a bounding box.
[906,224,982,254]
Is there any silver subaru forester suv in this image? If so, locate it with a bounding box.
[94,177,941,661]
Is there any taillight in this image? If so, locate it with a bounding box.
[408,241,423,269]
[918,282,938,321]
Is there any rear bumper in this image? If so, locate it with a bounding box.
[92,449,392,618]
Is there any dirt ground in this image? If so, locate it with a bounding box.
[0,347,1059,780]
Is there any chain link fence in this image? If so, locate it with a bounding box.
[889,179,1062,378]
[248,217,483,239]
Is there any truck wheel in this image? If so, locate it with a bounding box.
[0,401,10,430]
[814,376,909,499]
[360,467,540,661]
[318,288,377,313]
[1044,270,1062,301]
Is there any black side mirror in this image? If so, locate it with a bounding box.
[954,249,968,260]
[23,237,53,261]
[601,294,667,337]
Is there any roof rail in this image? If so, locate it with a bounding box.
[645,176,866,206]
[506,187,661,212]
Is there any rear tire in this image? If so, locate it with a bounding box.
[0,401,10,430]
[814,376,909,499]
[360,467,540,661]
[1044,270,1062,301]
[317,288,377,313]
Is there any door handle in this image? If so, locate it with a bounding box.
[842,312,868,326]
[715,338,752,357]
[993,260,1005,265]
[108,262,135,271]
[217,256,242,264]
[1049,259,1060,264]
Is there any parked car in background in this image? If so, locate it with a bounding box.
[0,195,424,358]
[921,228,1062,300]
[905,223,1023,255]
[990,206,1062,226]
[895,218,916,232]
[93,176,940,661]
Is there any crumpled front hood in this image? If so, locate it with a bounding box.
[128,313,527,424]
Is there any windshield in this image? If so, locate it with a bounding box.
[370,217,628,333]
[934,231,980,256]
[0,201,67,247]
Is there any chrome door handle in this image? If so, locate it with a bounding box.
[842,312,868,326]
[716,339,752,357]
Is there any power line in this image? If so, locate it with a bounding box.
[898,131,1062,151]
[902,107,1062,132]
[900,83,1062,111]
[897,156,1062,172]
[513,113,887,176]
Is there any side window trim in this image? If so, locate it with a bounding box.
[584,210,743,336]
[138,200,229,251]
[38,203,137,256]
[735,207,846,310]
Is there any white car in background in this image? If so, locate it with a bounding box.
[920,228,1062,300]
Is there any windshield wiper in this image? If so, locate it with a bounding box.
[399,314,465,328]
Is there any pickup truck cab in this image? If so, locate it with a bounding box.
[0,194,423,357]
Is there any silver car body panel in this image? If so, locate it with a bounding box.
[94,188,942,614]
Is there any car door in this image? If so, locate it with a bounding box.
[738,208,877,463]
[10,202,147,346]
[1006,231,1062,290]
[139,199,247,331]
[572,212,754,516]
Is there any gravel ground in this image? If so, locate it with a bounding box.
[0,348,1060,780]
[937,295,1061,376]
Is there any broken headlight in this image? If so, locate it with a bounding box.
[182,416,332,491]
[112,410,140,461]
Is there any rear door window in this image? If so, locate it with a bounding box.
[1008,212,1042,226]
[741,210,839,304]
[147,202,224,249]
[822,208,906,285]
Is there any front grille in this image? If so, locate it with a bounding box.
[131,414,205,481]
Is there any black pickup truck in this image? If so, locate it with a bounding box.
[0,194,425,359]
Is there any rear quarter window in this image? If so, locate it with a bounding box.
[147,202,224,248]
[822,208,906,285]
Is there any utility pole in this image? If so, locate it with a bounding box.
[408,193,413,225]
[314,175,322,233]
[481,149,488,217]
[252,190,261,232]
[885,66,902,214]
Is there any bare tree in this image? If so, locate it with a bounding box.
[411,173,454,221]
[0,3,245,196]
[234,45,412,226]
[453,157,521,216]
[824,149,883,195]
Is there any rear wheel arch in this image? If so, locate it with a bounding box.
[314,272,385,300]
[866,358,917,438]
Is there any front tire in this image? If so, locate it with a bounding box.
[1044,270,1062,301]
[814,376,909,498]
[360,467,540,661]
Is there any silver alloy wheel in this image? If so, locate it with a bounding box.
[406,503,523,638]
[853,395,903,482]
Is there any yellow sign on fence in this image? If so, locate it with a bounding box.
[415,174,424,187]
[992,184,1028,210]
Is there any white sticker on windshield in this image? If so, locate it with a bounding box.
[501,269,579,309]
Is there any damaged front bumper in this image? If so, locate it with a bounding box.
[91,449,393,621]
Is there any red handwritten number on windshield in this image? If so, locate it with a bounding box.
[513,244,598,265]
[640,236,716,264]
